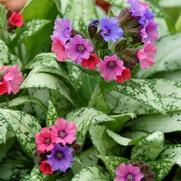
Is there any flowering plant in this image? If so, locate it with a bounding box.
[0,0,181,180]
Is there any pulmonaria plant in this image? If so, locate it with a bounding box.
[35,118,77,175]
[51,0,158,84]
[0,64,23,95]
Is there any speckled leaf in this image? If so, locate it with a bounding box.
[160,145,181,167]
[66,107,115,146]
[131,132,164,161]
[99,155,128,177]
[105,0,126,7]
[71,166,110,181]
[64,0,98,35]
[0,109,41,158]
[0,5,7,40]
[46,101,58,127]
[148,160,174,181]
[0,39,8,66]
[113,79,165,114]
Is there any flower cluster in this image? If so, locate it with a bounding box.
[128,0,158,69]
[35,118,77,175]
[114,162,155,181]
[0,64,23,95]
[51,0,158,83]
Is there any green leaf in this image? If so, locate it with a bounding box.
[71,166,110,181]
[137,34,181,78]
[106,129,131,146]
[160,0,181,8]
[46,101,58,127]
[72,148,99,174]
[105,0,126,8]
[0,39,8,65]
[131,132,164,161]
[160,145,181,167]
[130,112,181,133]
[0,109,41,158]
[22,0,58,21]
[0,5,7,40]
[21,66,75,106]
[110,79,165,114]
[89,125,119,156]
[66,107,116,146]
[99,155,128,177]
[64,0,98,35]
[148,160,174,181]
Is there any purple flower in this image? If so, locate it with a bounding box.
[47,144,73,172]
[128,0,149,18]
[65,35,94,64]
[98,55,124,81]
[114,163,144,181]
[53,18,72,45]
[100,17,123,42]
[139,9,155,26]
[140,20,158,43]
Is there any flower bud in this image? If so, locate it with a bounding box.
[88,20,99,38]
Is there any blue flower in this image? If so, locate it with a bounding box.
[47,144,73,172]
[100,17,123,42]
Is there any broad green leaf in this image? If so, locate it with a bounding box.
[0,109,41,158]
[160,0,181,8]
[8,96,47,114]
[66,107,115,146]
[130,112,181,133]
[0,5,7,40]
[99,155,128,177]
[89,125,119,156]
[148,161,174,181]
[71,166,110,181]
[106,129,131,146]
[64,0,98,35]
[109,79,165,114]
[176,13,181,32]
[131,132,164,161]
[137,34,181,78]
[22,0,58,21]
[72,148,99,174]
[160,145,181,167]
[21,66,75,106]
[0,39,8,65]
[46,101,58,127]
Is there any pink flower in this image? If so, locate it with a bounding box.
[116,68,131,84]
[51,36,67,61]
[51,118,77,146]
[137,42,157,69]
[114,163,144,181]
[0,65,23,95]
[81,53,101,70]
[8,12,24,27]
[65,35,94,64]
[98,55,124,81]
[35,128,56,153]
[141,20,158,43]
[0,81,8,95]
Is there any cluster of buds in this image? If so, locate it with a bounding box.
[51,0,158,83]
[35,118,77,175]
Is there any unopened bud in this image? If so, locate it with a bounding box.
[88,20,99,38]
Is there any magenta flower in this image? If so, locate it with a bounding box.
[53,18,72,45]
[98,55,124,81]
[2,65,23,94]
[100,17,123,42]
[51,36,67,61]
[51,118,77,146]
[128,0,149,18]
[35,128,56,153]
[137,42,157,69]
[47,144,73,172]
[114,163,144,181]
[140,20,158,43]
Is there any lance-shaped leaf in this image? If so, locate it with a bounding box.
[0,39,8,66]
[131,132,164,161]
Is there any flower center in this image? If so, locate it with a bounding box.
[107,61,116,69]
[44,138,51,145]
[55,151,64,160]
[77,44,86,53]
[127,174,134,181]
[102,28,111,36]
[59,130,67,138]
